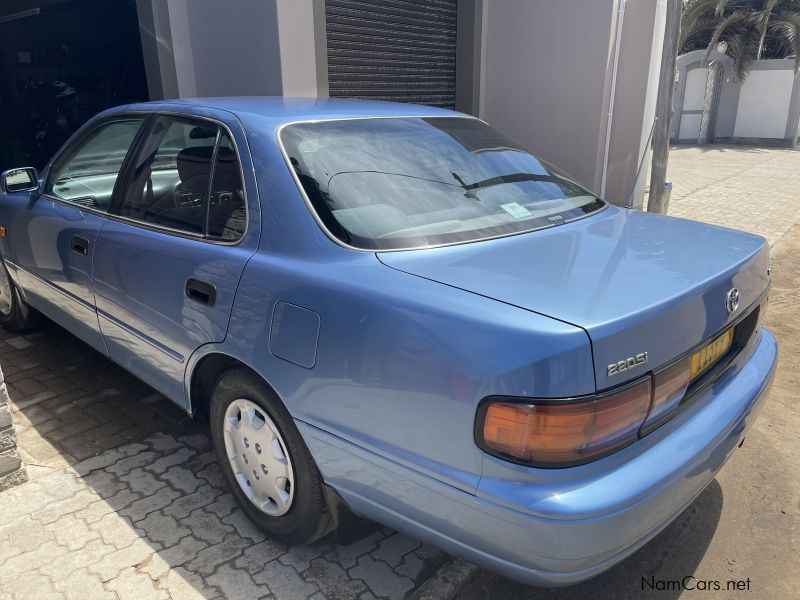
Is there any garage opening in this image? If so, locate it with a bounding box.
[325,0,458,108]
[0,0,149,172]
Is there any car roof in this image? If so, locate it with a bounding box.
[105,97,464,129]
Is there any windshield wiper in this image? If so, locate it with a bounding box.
[459,172,560,191]
[453,172,593,201]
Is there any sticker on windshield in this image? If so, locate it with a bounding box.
[500,202,532,219]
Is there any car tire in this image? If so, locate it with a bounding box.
[209,367,333,545]
[0,258,35,332]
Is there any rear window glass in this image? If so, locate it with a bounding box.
[280,117,605,251]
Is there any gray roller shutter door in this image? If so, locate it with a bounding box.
[325,0,458,108]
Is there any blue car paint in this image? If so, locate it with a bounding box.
[4,196,110,354]
[0,97,777,586]
[220,246,595,494]
[302,328,776,585]
[378,206,771,389]
[92,105,264,404]
[269,302,321,369]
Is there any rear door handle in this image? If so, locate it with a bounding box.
[185,278,216,307]
[71,235,89,256]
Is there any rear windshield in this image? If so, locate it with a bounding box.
[280,117,605,251]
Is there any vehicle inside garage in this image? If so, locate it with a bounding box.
[0,0,148,172]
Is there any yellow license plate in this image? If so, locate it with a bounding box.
[690,328,735,381]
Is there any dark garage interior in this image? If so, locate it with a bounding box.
[0,0,149,173]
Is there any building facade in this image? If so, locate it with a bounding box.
[0,0,667,208]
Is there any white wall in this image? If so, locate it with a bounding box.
[479,0,617,194]
[137,0,324,99]
[673,55,800,143]
[478,0,666,207]
[733,69,795,139]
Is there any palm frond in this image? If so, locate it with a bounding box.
[770,10,800,69]
[705,10,757,58]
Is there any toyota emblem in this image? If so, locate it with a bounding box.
[726,288,740,313]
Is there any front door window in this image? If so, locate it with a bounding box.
[45,118,145,212]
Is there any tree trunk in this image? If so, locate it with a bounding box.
[757,2,777,59]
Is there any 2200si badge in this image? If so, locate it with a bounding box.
[607,352,649,376]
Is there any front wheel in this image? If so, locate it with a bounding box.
[0,259,35,331]
[209,367,332,545]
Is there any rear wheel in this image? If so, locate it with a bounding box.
[0,259,34,331]
[209,367,332,544]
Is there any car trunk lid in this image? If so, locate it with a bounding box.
[377,206,770,391]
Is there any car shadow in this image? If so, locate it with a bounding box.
[455,479,724,600]
[0,322,448,598]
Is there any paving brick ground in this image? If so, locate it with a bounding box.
[0,328,447,599]
[2,144,800,599]
[651,145,800,246]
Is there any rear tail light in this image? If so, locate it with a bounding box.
[479,377,652,467]
[479,302,766,468]
[640,356,691,434]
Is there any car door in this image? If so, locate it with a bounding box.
[93,112,258,406]
[7,116,147,353]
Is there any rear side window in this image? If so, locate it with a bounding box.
[119,115,246,241]
[45,118,145,212]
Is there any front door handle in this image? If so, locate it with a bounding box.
[71,235,89,256]
[185,278,216,307]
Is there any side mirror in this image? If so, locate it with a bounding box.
[1,167,39,193]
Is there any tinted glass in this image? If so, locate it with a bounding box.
[281,117,605,250]
[46,118,144,212]
[207,132,246,241]
[120,117,218,235]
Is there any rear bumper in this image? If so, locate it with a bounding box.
[300,327,778,587]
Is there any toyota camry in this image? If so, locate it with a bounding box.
[0,98,777,586]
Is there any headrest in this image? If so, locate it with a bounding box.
[211,147,241,190]
[176,146,214,183]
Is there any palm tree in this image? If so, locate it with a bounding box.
[681,0,800,79]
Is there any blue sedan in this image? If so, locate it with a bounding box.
[0,98,777,586]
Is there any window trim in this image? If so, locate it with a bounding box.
[41,110,249,247]
[275,115,608,253]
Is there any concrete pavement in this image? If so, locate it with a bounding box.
[656,145,800,246]
[0,323,449,600]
